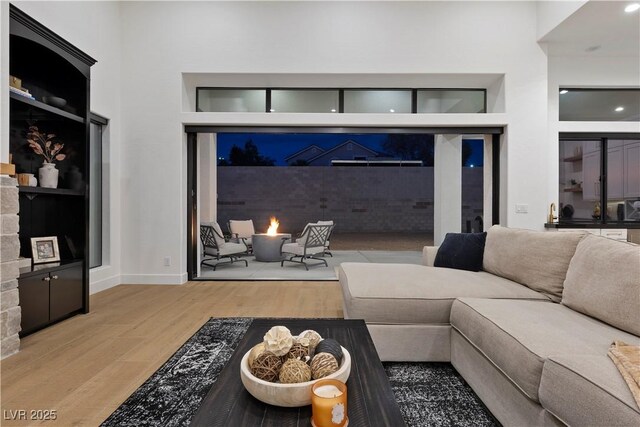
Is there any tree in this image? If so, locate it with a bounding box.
[462,141,472,167]
[224,140,275,166]
[381,134,435,166]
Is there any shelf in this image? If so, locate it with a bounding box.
[19,259,83,279]
[562,155,583,162]
[10,92,85,123]
[19,186,84,196]
[563,188,583,193]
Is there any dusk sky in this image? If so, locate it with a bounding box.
[217,133,484,167]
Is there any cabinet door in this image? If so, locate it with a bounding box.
[607,146,624,199]
[49,265,83,322]
[18,275,50,334]
[582,151,600,201]
[624,143,640,198]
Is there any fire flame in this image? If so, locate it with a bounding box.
[266,217,279,236]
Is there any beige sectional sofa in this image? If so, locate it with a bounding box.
[338,225,640,426]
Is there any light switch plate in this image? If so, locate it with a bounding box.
[515,204,528,213]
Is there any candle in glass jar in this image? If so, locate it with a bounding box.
[314,385,343,398]
[311,379,348,427]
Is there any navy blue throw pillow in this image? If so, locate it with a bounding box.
[433,232,487,272]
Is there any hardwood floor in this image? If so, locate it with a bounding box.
[0,281,343,426]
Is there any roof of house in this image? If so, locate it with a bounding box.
[306,140,379,163]
[284,144,325,162]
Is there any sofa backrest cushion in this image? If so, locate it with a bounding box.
[562,234,640,335]
[483,225,584,302]
[434,232,487,272]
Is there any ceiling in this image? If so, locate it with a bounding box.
[541,1,640,56]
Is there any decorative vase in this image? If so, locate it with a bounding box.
[39,162,59,188]
[28,174,37,187]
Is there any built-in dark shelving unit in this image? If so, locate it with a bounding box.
[10,92,86,123]
[18,186,85,197]
[9,5,96,336]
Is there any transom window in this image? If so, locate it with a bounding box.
[196,88,486,114]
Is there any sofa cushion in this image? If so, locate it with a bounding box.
[539,355,640,426]
[450,298,640,403]
[339,262,550,325]
[434,232,487,272]
[483,225,585,302]
[562,235,640,336]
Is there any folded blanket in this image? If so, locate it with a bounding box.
[608,340,640,409]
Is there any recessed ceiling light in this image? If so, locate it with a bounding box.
[331,109,336,113]
[560,89,569,94]
[389,109,395,113]
[615,106,625,112]
[625,3,640,13]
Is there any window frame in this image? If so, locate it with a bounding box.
[89,112,108,269]
[559,132,640,225]
[195,87,487,114]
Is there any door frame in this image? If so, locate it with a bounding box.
[186,125,504,281]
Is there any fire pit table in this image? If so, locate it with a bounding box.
[252,233,291,262]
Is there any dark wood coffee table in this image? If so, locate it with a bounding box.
[191,318,405,426]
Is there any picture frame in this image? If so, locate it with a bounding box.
[31,236,61,264]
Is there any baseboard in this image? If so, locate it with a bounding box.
[90,274,121,294]
[119,273,188,285]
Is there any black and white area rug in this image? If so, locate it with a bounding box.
[101,318,498,427]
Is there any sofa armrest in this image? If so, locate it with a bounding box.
[422,246,439,266]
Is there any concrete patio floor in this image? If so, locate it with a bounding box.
[329,232,434,251]
[196,232,433,280]
[197,250,423,280]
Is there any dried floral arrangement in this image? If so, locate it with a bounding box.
[26,126,66,163]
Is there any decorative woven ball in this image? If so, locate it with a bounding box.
[251,351,283,382]
[279,358,312,384]
[310,352,339,380]
[314,338,343,363]
[248,342,267,368]
[264,325,294,357]
[298,330,322,353]
[285,342,309,360]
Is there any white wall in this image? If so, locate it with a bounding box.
[4,1,558,285]
[114,1,549,283]
[11,1,123,293]
[536,0,587,40]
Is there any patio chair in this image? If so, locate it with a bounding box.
[316,220,335,257]
[281,223,333,270]
[228,219,255,253]
[200,223,248,270]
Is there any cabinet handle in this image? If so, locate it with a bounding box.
[52,275,59,280]
[42,277,51,282]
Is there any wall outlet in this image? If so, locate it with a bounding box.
[164,256,171,267]
[515,204,529,213]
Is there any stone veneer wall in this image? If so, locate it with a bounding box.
[217,167,483,234]
[1,176,21,359]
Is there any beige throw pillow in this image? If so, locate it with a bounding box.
[562,235,640,336]
[483,225,585,302]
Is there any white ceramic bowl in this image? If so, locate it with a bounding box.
[240,346,351,407]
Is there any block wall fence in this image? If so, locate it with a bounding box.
[216,167,483,234]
